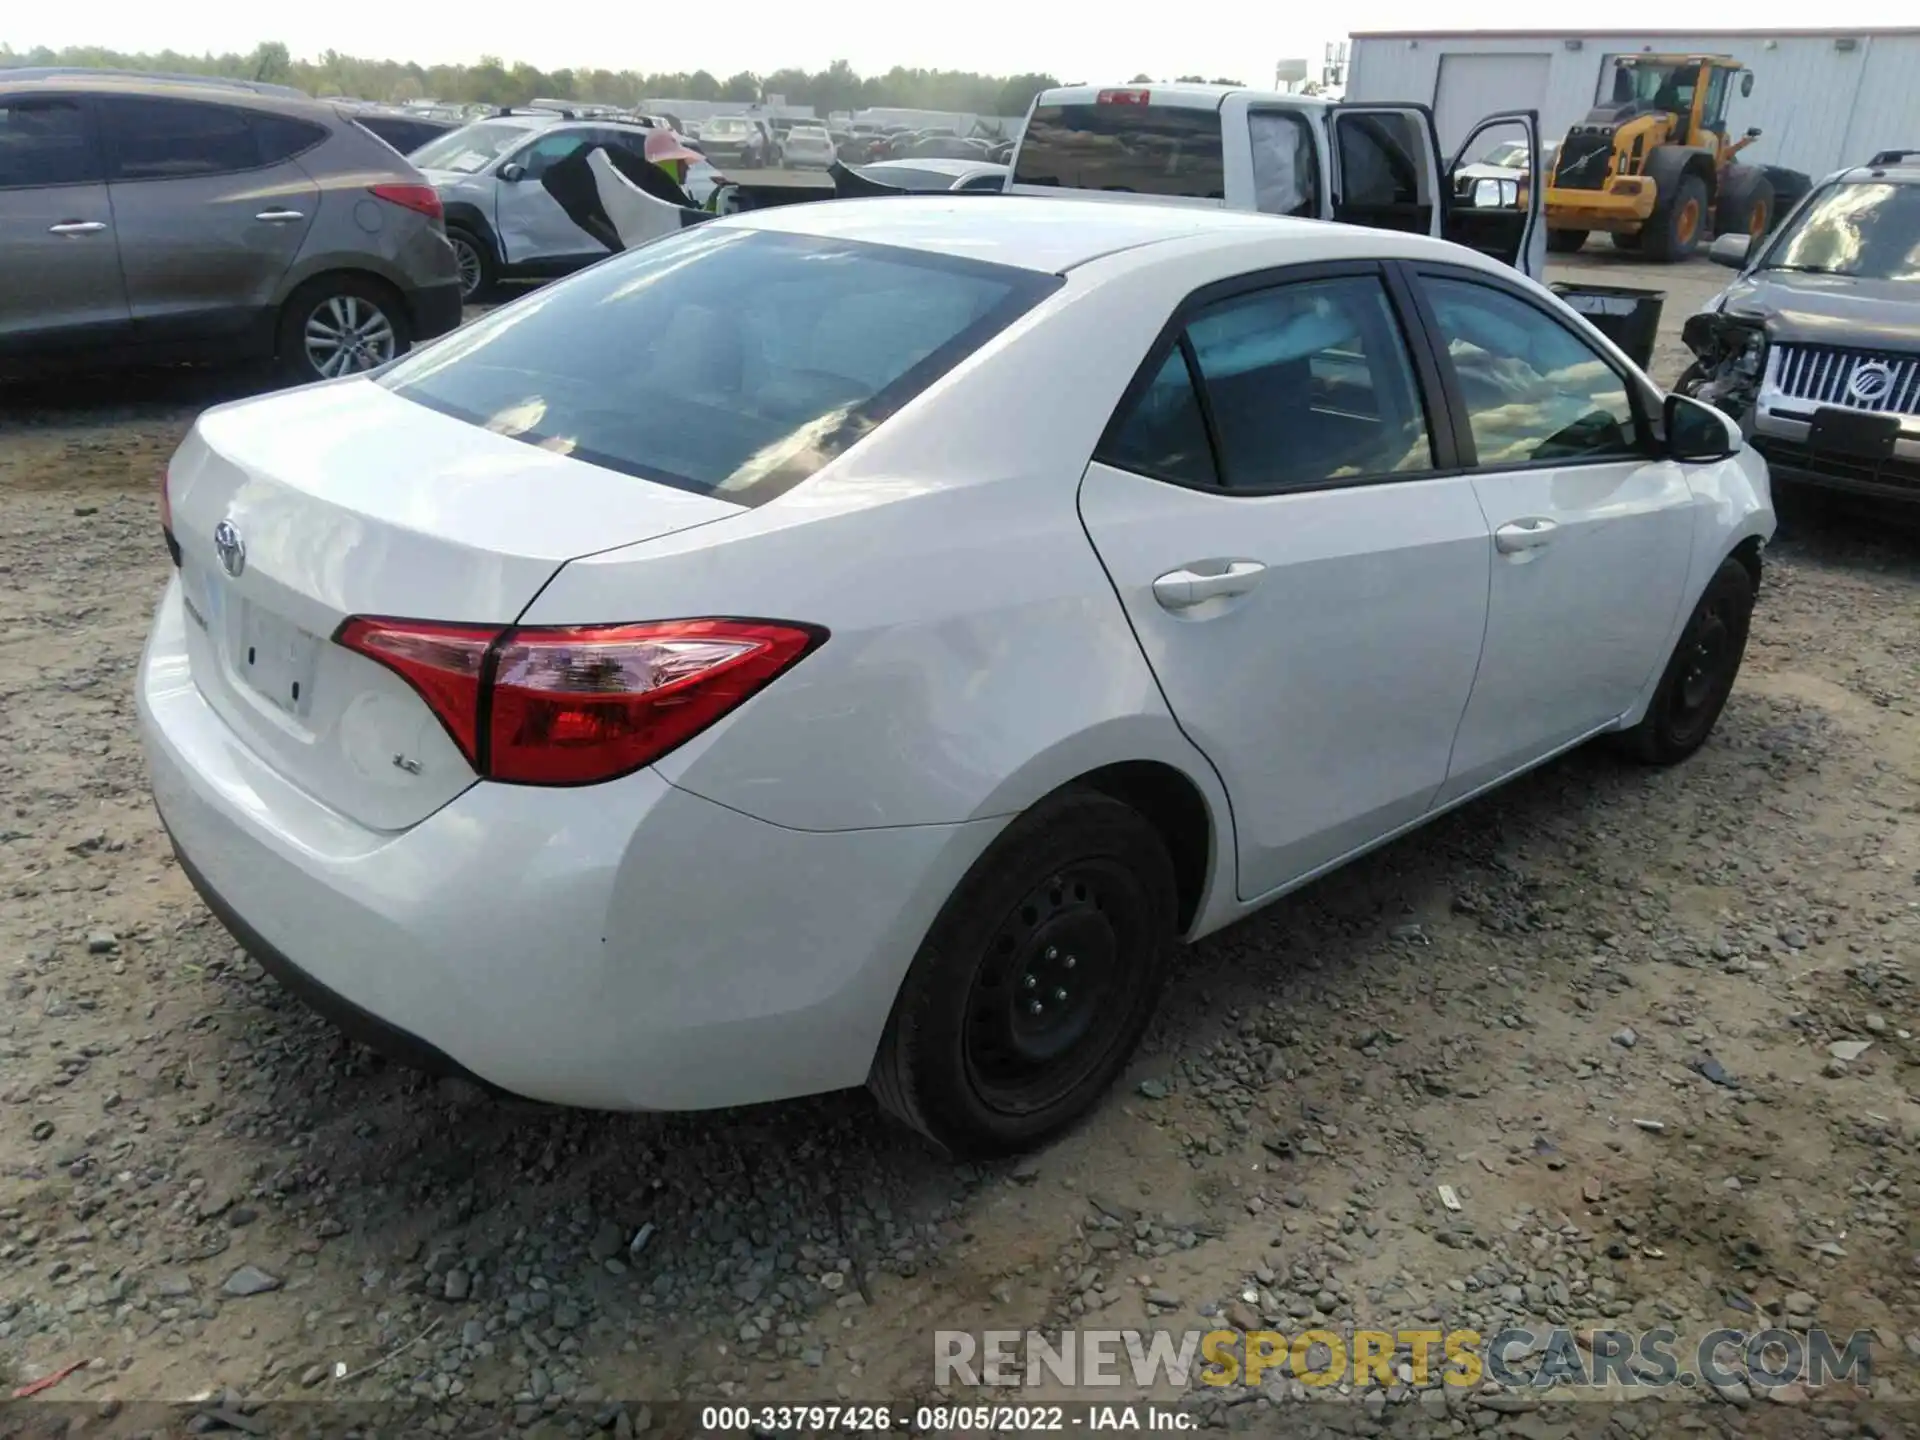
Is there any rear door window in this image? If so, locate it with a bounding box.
[1098,347,1218,487]
[0,96,100,188]
[378,228,1061,505]
[1014,101,1225,200]
[1186,275,1433,490]
[1099,273,1435,492]
[251,113,329,165]
[101,97,261,180]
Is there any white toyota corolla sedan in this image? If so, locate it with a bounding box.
[139,197,1774,1155]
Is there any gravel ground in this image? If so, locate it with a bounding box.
[2,260,1917,1439]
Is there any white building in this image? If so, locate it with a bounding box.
[1347,27,1920,179]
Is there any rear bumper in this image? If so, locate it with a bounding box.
[409,279,465,341]
[166,828,496,1088]
[137,577,1002,1110]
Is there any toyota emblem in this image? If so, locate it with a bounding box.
[1846,361,1894,406]
[213,520,246,579]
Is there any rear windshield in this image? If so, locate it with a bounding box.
[378,227,1059,505]
[705,118,751,137]
[1013,102,1224,200]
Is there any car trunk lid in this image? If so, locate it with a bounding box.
[166,380,741,831]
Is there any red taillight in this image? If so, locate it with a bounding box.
[334,618,496,763]
[1097,88,1151,106]
[370,183,443,221]
[335,617,824,786]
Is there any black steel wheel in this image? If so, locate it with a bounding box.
[1620,557,1755,765]
[870,789,1177,1156]
[960,858,1146,1116]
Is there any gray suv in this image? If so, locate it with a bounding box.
[1679,148,1920,505]
[0,73,463,383]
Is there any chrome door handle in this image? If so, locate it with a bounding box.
[1494,517,1559,554]
[48,220,106,235]
[255,209,305,222]
[1152,560,1267,611]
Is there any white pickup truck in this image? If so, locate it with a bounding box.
[1008,83,1547,280]
[545,82,1548,281]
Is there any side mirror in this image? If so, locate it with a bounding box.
[1745,125,1762,139]
[1739,71,1755,98]
[1665,392,1741,462]
[498,162,526,182]
[1708,232,1752,268]
[1471,176,1518,209]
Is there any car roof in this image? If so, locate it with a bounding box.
[0,70,330,117]
[0,67,307,99]
[720,194,1452,274]
[1835,154,1920,183]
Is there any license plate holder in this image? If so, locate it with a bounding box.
[1809,406,1900,461]
[235,599,320,717]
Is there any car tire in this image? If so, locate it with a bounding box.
[447,226,496,303]
[1546,228,1588,254]
[1643,173,1710,261]
[276,275,412,386]
[868,789,1178,1157]
[1716,169,1774,241]
[1618,557,1755,766]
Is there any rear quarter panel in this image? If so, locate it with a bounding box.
[282,127,459,302]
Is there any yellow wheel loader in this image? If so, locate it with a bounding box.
[1545,54,1811,260]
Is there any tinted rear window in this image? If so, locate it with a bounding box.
[102,97,260,179]
[378,227,1059,505]
[1013,102,1224,200]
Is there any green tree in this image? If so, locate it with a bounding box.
[0,42,1074,117]
[248,41,291,83]
[1129,72,1153,83]
[995,72,1059,116]
[761,67,811,104]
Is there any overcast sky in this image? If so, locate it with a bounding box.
[12,0,1916,88]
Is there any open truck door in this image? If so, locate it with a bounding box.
[1327,103,1442,237]
[1442,110,1546,281]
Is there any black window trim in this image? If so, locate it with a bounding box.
[98,95,327,184]
[1395,259,1662,476]
[1094,257,1463,496]
[0,90,107,191]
